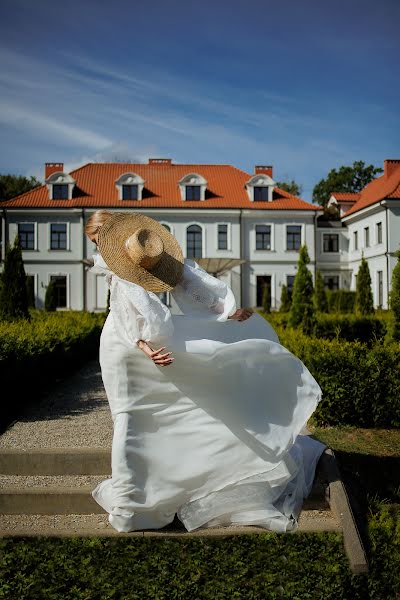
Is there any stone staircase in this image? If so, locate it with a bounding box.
[1,446,337,535]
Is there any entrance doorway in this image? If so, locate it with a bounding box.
[256,275,271,308]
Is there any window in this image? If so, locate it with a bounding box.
[254,187,269,201]
[378,271,383,307]
[218,224,228,250]
[52,184,69,200]
[186,225,202,258]
[50,275,67,308]
[376,222,382,245]
[161,223,171,232]
[185,186,201,201]
[364,227,370,247]
[255,225,271,250]
[286,225,301,251]
[324,275,339,290]
[18,224,35,250]
[50,224,67,250]
[122,184,138,200]
[354,231,358,250]
[323,233,339,253]
[286,275,295,297]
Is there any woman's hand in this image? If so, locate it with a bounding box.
[228,308,254,322]
[137,340,174,366]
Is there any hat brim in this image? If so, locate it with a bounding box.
[98,212,184,292]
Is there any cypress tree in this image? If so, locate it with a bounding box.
[0,236,30,321]
[289,245,315,334]
[279,284,291,313]
[355,255,374,315]
[45,279,58,312]
[313,269,328,312]
[388,249,400,341]
[262,281,271,313]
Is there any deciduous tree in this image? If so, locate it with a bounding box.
[0,174,41,201]
[312,161,382,208]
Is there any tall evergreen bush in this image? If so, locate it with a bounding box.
[289,245,315,334]
[0,236,29,321]
[356,255,374,315]
[45,280,57,312]
[313,269,328,312]
[279,284,291,312]
[262,281,271,313]
[388,249,400,341]
[26,276,35,308]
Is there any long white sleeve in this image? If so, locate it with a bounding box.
[171,259,237,321]
[110,277,174,347]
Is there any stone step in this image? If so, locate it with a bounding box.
[0,448,111,476]
[0,509,341,537]
[0,481,328,516]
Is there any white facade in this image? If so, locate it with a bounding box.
[2,196,399,312]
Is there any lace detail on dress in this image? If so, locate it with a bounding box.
[172,260,236,321]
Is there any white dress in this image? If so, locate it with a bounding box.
[91,255,325,533]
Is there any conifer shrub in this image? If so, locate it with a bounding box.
[26,276,35,308]
[0,236,29,321]
[388,249,400,342]
[262,281,271,313]
[356,256,374,315]
[44,279,57,311]
[288,245,315,334]
[279,284,291,312]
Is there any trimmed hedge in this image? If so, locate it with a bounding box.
[272,325,400,427]
[0,310,106,430]
[265,311,391,345]
[0,505,399,599]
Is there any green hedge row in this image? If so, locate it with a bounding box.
[0,311,106,430]
[265,312,391,344]
[1,505,399,599]
[270,325,400,427]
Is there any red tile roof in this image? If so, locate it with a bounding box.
[344,160,400,217]
[1,162,320,211]
[330,192,360,202]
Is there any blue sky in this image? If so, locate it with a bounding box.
[0,0,399,200]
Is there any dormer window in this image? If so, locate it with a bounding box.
[186,186,201,201]
[46,172,76,200]
[116,173,145,201]
[122,184,138,200]
[179,173,207,201]
[254,186,269,201]
[53,184,69,200]
[245,174,275,202]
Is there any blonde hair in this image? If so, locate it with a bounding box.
[85,210,113,239]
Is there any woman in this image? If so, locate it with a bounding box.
[86,210,325,533]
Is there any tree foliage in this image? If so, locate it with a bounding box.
[312,161,383,208]
[313,269,328,312]
[355,255,374,315]
[0,236,30,321]
[0,174,41,201]
[288,245,315,333]
[276,180,302,196]
[279,284,292,312]
[388,249,400,341]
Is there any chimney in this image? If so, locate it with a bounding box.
[45,162,64,179]
[384,159,400,179]
[255,165,273,178]
[148,158,172,165]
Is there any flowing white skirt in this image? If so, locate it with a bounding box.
[93,312,325,533]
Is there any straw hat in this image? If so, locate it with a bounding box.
[98,212,184,292]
